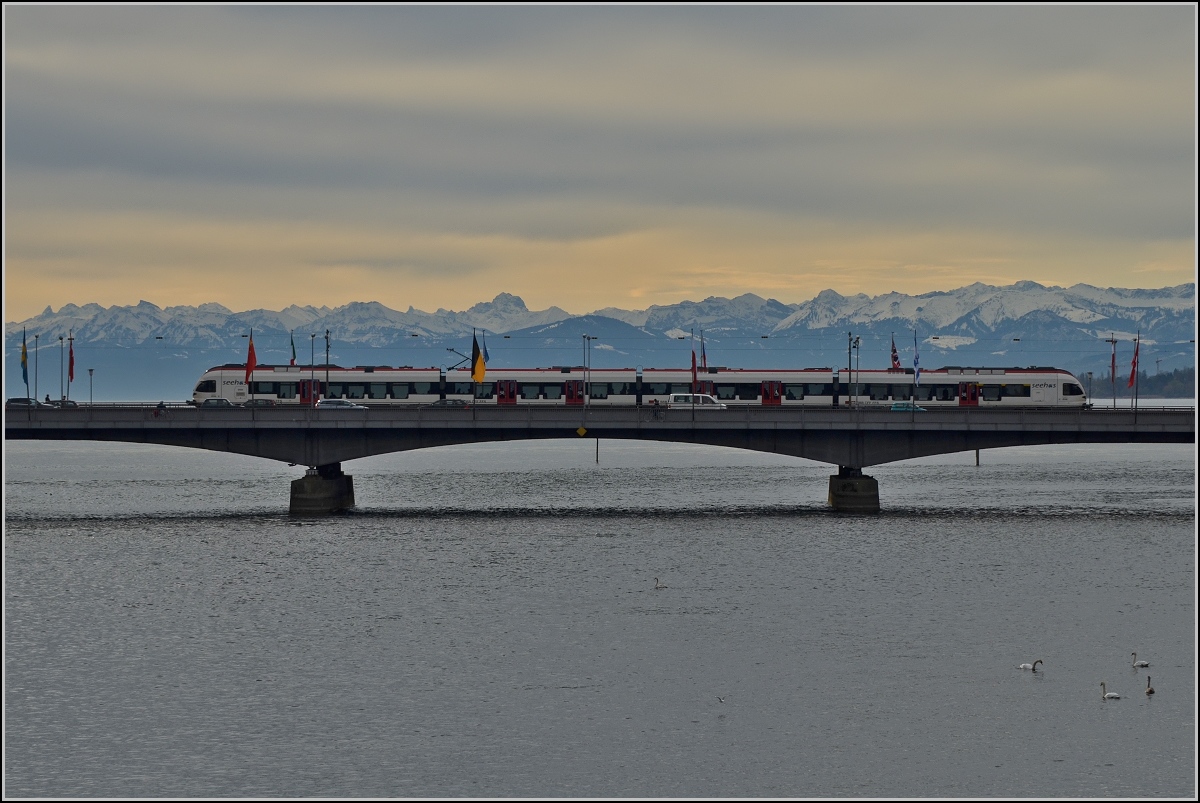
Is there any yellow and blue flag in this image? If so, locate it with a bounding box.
[471,332,486,383]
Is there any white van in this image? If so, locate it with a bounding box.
[667,393,728,409]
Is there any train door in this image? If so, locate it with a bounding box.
[761,380,783,406]
[565,380,585,406]
[496,379,518,406]
[958,382,980,406]
[299,379,322,405]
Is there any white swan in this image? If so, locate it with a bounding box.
[1100,682,1120,699]
[1131,652,1150,667]
[1145,677,1154,695]
[716,696,725,704]
[1020,660,1043,671]
[654,577,668,589]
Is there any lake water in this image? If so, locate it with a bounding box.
[4,415,1196,797]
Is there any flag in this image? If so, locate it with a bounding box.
[68,335,74,384]
[1110,338,1116,384]
[21,328,29,391]
[1128,335,1139,388]
[471,332,486,383]
[691,345,698,390]
[290,331,296,366]
[245,330,257,385]
[481,331,490,363]
[891,335,901,370]
[700,331,707,370]
[913,333,921,387]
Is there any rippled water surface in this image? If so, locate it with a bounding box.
[4,437,1196,798]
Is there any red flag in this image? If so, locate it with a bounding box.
[1127,337,1139,388]
[68,337,75,383]
[245,331,257,385]
[691,346,698,390]
[890,336,901,370]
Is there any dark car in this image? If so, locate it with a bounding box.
[242,399,278,408]
[46,398,80,409]
[315,398,368,410]
[5,397,46,410]
[429,399,470,407]
[199,398,236,408]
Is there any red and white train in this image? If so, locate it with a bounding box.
[192,364,1089,408]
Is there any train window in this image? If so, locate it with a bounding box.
[195,380,217,393]
[784,384,805,401]
[278,383,297,399]
[891,385,911,401]
[981,385,1002,401]
[644,383,669,395]
[327,383,345,398]
[933,385,956,401]
[449,382,474,395]
[589,384,609,400]
[543,385,563,400]
[1003,384,1031,398]
[608,382,632,396]
[390,383,410,399]
[806,383,832,397]
[671,384,693,394]
[521,384,540,399]
[914,386,933,401]
[1063,383,1084,396]
[869,384,889,400]
[346,384,367,399]
[474,385,493,399]
[412,382,433,395]
[367,383,387,399]
[734,384,759,401]
[251,381,275,395]
[715,385,737,400]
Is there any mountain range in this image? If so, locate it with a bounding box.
[5,282,1194,401]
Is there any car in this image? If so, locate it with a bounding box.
[429,399,470,407]
[46,398,79,409]
[666,393,728,409]
[242,398,278,408]
[5,397,46,410]
[199,398,236,408]
[315,398,368,410]
[890,402,927,412]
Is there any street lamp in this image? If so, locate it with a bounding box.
[58,335,64,401]
[582,335,598,406]
[88,368,94,405]
[34,334,39,401]
[325,329,330,392]
[310,333,317,405]
[852,336,861,402]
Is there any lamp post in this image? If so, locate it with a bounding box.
[582,335,598,406]
[88,368,94,405]
[851,336,861,403]
[1105,333,1118,408]
[34,334,39,401]
[1086,371,1093,401]
[58,335,64,401]
[310,333,317,405]
[325,329,330,393]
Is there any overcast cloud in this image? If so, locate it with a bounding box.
[4,5,1195,320]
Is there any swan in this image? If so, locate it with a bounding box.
[1131,652,1150,667]
[716,696,725,703]
[654,578,668,590]
[1020,660,1043,671]
[1100,682,1120,700]
[1145,677,1154,695]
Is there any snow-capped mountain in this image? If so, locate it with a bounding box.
[5,283,1194,401]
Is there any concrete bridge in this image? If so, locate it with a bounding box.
[6,403,1194,514]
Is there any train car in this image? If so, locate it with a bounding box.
[191,363,1088,408]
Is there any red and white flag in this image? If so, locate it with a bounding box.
[245,330,257,385]
[890,335,901,370]
[1127,335,1139,388]
[68,335,75,384]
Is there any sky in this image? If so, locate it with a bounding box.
[3,4,1196,323]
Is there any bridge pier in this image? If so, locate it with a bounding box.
[827,466,880,513]
[290,463,355,516]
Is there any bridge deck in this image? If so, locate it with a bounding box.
[7,404,1194,469]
